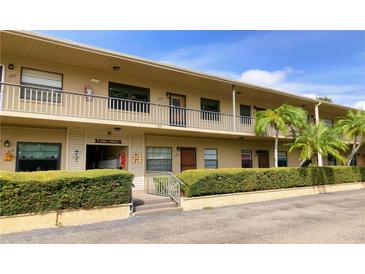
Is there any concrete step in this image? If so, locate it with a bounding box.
[134,201,177,212]
[133,196,172,206]
[133,207,181,216]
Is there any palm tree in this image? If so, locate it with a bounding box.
[255,104,307,168]
[289,122,347,166]
[336,110,365,165]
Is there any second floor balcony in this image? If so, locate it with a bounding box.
[0,83,279,136]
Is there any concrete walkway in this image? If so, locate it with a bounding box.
[1,189,365,244]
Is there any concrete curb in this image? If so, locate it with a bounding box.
[0,203,131,235]
[181,182,365,211]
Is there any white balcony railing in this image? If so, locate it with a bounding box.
[0,83,258,135]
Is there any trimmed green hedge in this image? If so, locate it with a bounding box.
[177,166,365,197]
[0,169,134,216]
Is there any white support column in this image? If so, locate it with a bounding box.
[232,85,236,131]
[315,102,323,166]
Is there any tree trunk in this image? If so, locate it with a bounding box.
[289,124,298,138]
[299,159,307,167]
[274,129,279,168]
[347,135,362,165]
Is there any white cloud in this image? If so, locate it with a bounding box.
[352,101,365,110]
[237,67,365,107]
[239,67,296,87]
[157,34,365,108]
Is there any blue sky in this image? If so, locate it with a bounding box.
[36,31,365,109]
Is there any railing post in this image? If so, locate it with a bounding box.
[232,85,236,131]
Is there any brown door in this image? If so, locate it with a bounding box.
[169,94,186,126]
[257,150,270,168]
[360,153,365,167]
[180,148,196,171]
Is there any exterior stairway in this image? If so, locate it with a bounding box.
[132,190,181,216]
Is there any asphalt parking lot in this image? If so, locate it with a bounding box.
[1,189,364,244]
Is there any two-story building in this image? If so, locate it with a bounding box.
[1,30,364,189]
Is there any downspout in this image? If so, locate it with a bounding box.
[232,85,236,131]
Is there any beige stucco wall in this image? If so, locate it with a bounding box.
[0,126,67,171]
[1,52,363,178]
[2,53,345,123]
[145,134,302,174]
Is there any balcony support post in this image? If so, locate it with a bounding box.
[315,102,323,166]
[232,85,236,131]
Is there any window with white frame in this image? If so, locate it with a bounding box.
[146,147,172,171]
[204,149,218,169]
[21,68,63,102]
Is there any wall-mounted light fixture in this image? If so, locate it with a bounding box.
[8,64,14,70]
[4,140,11,147]
[176,146,181,152]
[113,127,121,132]
[112,66,120,72]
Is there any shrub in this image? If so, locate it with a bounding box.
[177,166,365,197]
[0,169,134,216]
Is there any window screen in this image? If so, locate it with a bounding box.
[204,149,218,169]
[146,147,172,171]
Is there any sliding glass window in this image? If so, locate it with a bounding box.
[201,98,220,121]
[109,82,150,113]
[21,68,63,103]
[16,142,61,171]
